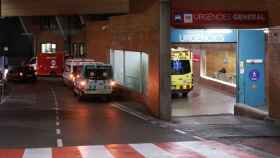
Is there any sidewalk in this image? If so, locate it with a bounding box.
[114,101,280,139]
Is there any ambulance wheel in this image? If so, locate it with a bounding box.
[73,90,77,96]
[182,92,188,97]
[103,95,112,102]
[172,93,179,98]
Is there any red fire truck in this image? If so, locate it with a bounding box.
[36,52,64,76]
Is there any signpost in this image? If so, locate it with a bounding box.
[249,69,260,81]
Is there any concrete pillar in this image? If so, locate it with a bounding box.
[159,0,172,120]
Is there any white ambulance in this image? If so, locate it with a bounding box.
[63,58,96,87]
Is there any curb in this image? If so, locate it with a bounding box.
[234,103,269,120]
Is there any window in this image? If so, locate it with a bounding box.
[73,65,83,75]
[41,42,56,53]
[64,65,71,72]
[110,49,149,95]
[171,60,191,75]
[72,43,87,58]
[200,44,236,86]
[84,65,112,80]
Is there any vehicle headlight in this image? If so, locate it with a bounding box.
[110,81,116,86]
[80,80,87,87]
[70,74,74,79]
[4,69,8,78]
[19,72,23,76]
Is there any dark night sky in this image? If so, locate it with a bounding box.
[0,17,33,64]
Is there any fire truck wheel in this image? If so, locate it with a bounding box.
[50,72,57,77]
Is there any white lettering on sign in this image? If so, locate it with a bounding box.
[179,34,225,42]
[246,59,263,64]
[172,11,268,27]
[233,13,265,21]
[193,13,232,21]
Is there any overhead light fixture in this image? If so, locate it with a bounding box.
[264,28,270,34]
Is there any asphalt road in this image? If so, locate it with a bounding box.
[0,78,194,148]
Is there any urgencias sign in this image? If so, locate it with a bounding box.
[171,11,268,28]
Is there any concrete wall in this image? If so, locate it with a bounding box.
[2,0,129,16]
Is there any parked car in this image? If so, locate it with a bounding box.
[6,66,37,82]
[25,57,37,73]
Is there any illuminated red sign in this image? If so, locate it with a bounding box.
[171,11,268,28]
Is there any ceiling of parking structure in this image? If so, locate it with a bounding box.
[1,0,129,16]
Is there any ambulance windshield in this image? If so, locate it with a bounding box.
[171,60,191,75]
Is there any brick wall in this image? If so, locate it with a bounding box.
[72,0,161,116]
[267,28,280,119]
[86,21,112,63]
[172,0,280,26]
[109,0,160,116]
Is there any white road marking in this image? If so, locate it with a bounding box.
[79,145,114,158]
[57,139,63,147]
[23,148,52,158]
[56,129,61,135]
[56,122,60,126]
[111,103,149,121]
[51,88,59,107]
[174,129,186,134]
[193,136,207,141]
[178,141,238,158]
[130,143,175,158]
